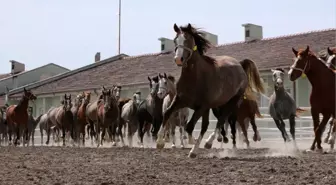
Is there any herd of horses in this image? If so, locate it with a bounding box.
[0,23,335,158]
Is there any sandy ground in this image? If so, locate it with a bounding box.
[0,137,335,185]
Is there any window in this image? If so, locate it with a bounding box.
[161,44,165,51]
[245,30,250,37]
[11,63,14,70]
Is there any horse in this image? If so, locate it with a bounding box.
[157,73,190,148]
[119,98,132,138]
[222,97,263,147]
[0,106,8,145]
[268,68,306,149]
[289,46,336,152]
[121,92,141,147]
[76,92,91,146]
[156,23,264,158]
[47,94,74,146]
[137,76,163,147]
[71,92,84,142]
[96,86,123,147]
[6,88,37,146]
[26,107,40,146]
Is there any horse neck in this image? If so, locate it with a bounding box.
[16,96,29,111]
[305,57,335,89]
[274,86,287,97]
[167,81,177,99]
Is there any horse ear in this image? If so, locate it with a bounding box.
[292,48,298,56]
[187,23,192,30]
[327,47,333,55]
[271,69,275,73]
[148,76,151,82]
[164,73,167,78]
[305,45,310,53]
[102,86,106,90]
[173,23,180,33]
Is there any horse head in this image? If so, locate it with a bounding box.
[83,92,91,105]
[133,91,141,104]
[27,106,33,116]
[102,88,114,110]
[23,88,37,102]
[173,23,212,68]
[112,85,122,100]
[326,47,336,69]
[288,46,312,81]
[148,76,159,97]
[61,94,72,111]
[271,68,285,91]
[157,73,175,99]
[75,92,85,107]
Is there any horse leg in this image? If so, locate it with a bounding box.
[189,108,209,158]
[62,125,66,146]
[81,124,85,147]
[171,122,176,148]
[327,119,336,151]
[216,123,224,143]
[309,108,320,151]
[325,119,333,143]
[222,121,229,143]
[289,115,298,150]
[117,120,125,147]
[251,116,261,141]
[110,124,117,147]
[101,127,106,146]
[314,114,331,152]
[14,124,20,146]
[179,125,185,148]
[228,113,237,149]
[157,96,185,149]
[96,121,101,147]
[273,119,288,142]
[238,117,250,148]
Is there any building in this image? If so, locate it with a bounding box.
[0,61,70,107]
[6,24,336,118]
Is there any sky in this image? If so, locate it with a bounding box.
[0,0,335,74]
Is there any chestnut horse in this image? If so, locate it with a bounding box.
[71,92,85,142]
[222,97,263,148]
[157,23,264,158]
[47,94,73,146]
[6,88,37,146]
[76,92,91,146]
[96,86,123,147]
[289,46,336,152]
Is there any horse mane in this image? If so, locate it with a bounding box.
[167,75,175,83]
[180,24,216,65]
[275,68,285,73]
[17,94,28,108]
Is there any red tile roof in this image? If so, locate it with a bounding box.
[9,28,336,97]
[0,73,11,80]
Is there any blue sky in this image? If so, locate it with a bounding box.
[0,0,335,73]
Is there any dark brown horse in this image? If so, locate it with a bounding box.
[222,98,263,148]
[0,106,8,145]
[289,46,336,152]
[47,94,73,146]
[97,86,123,147]
[76,92,91,146]
[156,23,264,158]
[71,92,85,142]
[6,88,37,146]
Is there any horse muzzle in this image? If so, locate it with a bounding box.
[174,57,183,66]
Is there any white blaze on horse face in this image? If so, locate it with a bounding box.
[157,78,168,99]
[326,55,335,67]
[288,56,301,76]
[174,33,186,61]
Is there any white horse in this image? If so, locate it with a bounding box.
[157,73,191,148]
[120,92,141,147]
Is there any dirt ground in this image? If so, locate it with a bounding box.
[0,145,335,185]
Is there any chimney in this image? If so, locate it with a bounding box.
[199,31,218,46]
[158,37,175,53]
[95,52,101,62]
[9,60,25,75]
[242,23,263,42]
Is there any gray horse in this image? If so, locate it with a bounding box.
[269,68,305,148]
[0,106,8,145]
[26,107,41,146]
[157,73,190,148]
[39,107,59,145]
[120,92,141,147]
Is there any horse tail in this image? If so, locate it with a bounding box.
[295,107,306,117]
[240,59,265,99]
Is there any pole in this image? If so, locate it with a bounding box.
[118,0,121,55]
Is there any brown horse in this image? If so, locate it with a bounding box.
[76,92,91,146]
[71,92,85,142]
[156,23,264,158]
[47,94,73,146]
[0,106,8,145]
[6,88,37,146]
[289,46,336,152]
[222,98,263,148]
[96,86,123,147]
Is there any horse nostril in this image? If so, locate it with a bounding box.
[181,57,184,61]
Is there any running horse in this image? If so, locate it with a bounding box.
[289,46,336,152]
[71,92,85,142]
[156,23,264,158]
[6,88,37,146]
[76,92,91,146]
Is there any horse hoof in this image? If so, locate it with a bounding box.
[112,142,117,147]
[156,142,165,149]
[204,142,212,149]
[253,135,258,142]
[171,144,176,149]
[324,137,329,143]
[217,137,223,142]
[188,152,197,158]
[223,137,229,144]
